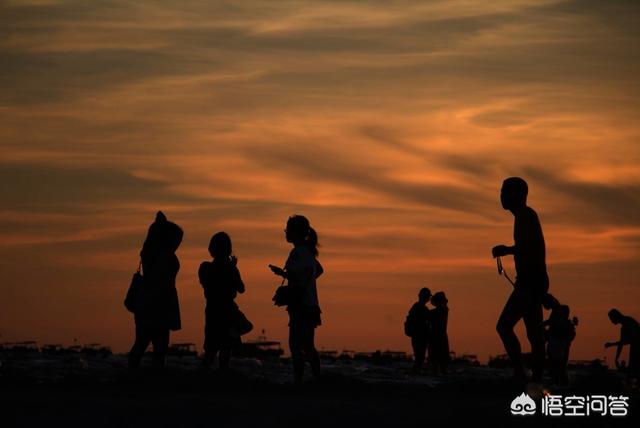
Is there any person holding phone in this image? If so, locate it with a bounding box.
[269,215,323,384]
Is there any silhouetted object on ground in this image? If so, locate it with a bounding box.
[544,302,577,386]
[449,352,480,367]
[492,177,549,382]
[128,211,183,369]
[81,343,113,358]
[318,350,338,360]
[371,350,412,364]
[0,341,39,354]
[236,330,284,359]
[199,231,252,370]
[429,291,450,374]
[167,343,198,357]
[270,215,324,384]
[345,350,411,364]
[405,287,432,372]
[41,344,64,355]
[605,309,639,379]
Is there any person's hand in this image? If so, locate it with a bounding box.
[492,245,510,258]
[269,264,286,277]
[230,255,238,266]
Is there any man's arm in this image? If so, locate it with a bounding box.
[615,342,624,368]
[492,245,515,258]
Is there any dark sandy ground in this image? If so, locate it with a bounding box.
[1,353,637,427]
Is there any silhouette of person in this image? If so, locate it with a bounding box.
[544,303,576,386]
[199,232,246,370]
[269,215,323,384]
[129,211,183,368]
[429,291,450,374]
[406,287,432,373]
[492,177,549,382]
[605,309,639,379]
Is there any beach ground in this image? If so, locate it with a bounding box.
[1,354,637,427]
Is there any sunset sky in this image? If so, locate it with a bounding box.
[1,0,639,363]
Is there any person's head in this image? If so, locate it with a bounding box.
[208,231,232,259]
[608,308,623,324]
[431,291,448,308]
[141,211,183,259]
[285,215,319,257]
[500,177,528,211]
[418,287,432,303]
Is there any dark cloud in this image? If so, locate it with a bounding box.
[359,125,495,178]
[245,144,493,215]
[2,0,638,115]
[0,162,198,211]
[524,167,640,226]
[358,125,425,157]
[0,49,218,105]
[547,0,640,35]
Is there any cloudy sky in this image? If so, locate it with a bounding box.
[1,0,638,362]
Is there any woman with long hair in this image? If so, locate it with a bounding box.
[270,215,324,384]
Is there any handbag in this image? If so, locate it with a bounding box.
[272,279,304,307]
[124,261,143,313]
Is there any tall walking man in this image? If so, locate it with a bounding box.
[492,177,549,382]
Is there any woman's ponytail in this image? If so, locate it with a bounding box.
[306,226,319,258]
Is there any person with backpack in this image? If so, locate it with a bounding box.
[405,287,432,373]
[544,303,577,386]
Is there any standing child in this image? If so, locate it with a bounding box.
[429,291,450,375]
[199,232,248,370]
[544,304,577,386]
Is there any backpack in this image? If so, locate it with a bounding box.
[404,309,417,337]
